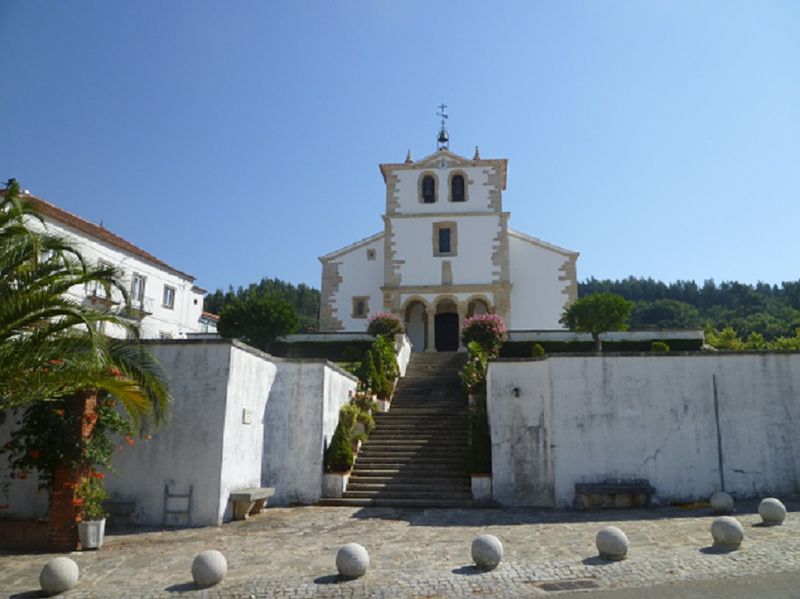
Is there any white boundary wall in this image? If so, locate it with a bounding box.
[0,339,357,526]
[488,353,800,507]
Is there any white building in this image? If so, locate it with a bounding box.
[24,193,214,339]
[319,144,579,352]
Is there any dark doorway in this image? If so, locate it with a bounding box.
[435,313,459,351]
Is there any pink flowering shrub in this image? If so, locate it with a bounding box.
[367,312,405,338]
[461,313,507,357]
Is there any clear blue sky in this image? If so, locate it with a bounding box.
[2,1,798,293]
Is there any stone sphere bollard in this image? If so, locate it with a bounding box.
[191,550,227,588]
[758,498,787,525]
[710,491,734,515]
[40,557,80,596]
[711,516,744,550]
[336,543,369,579]
[595,526,629,561]
[471,534,504,570]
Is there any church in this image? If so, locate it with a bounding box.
[319,127,579,352]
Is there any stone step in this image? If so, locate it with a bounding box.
[351,472,467,481]
[344,490,473,500]
[317,498,489,508]
[347,477,469,486]
[353,460,466,469]
[347,483,469,492]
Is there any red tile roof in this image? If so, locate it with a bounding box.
[201,311,220,321]
[15,192,197,281]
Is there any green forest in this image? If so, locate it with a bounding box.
[204,276,800,349]
[580,277,800,340]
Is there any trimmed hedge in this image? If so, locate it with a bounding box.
[499,337,703,356]
[268,340,374,361]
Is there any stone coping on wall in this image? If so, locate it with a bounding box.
[493,349,800,361]
[279,333,375,343]
[140,337,359,382]
[507,329,705,342]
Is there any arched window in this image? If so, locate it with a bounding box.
[421,175,436,203]
[451,174,465,202]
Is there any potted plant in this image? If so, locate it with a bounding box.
[76,474,108,549]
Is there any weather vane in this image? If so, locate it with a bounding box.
[436,103,449,150]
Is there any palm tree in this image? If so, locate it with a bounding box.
[0,179,172,549]
[0,179,170,425]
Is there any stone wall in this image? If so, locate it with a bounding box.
[488,353,800,507]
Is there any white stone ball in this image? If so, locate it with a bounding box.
[710,491,734,515]
[759,498,787,525]
[471,534,503,570]
[595,526,629,561]
[191,550,227,588]
[336,543,369,579]
[40,557,79,596]
[711,516,744,549]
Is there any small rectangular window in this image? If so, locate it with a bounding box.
[438,228,451,254]
[351,296,369,319]
[433,222,457,257]
[131,273,146,306]
[162,285,176,309]
[90,260,113,298]
[366,248,376,261]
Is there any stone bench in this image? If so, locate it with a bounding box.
[574,480,655,510]
[230,487,275,521]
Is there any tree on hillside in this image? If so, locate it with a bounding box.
[205,277,319,331]
[630,299,700,329]
[560,293,633,351]
[217,292,299,351]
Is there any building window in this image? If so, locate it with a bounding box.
[439,228,451,253]
[450,173,466,202]
[162,285,175,309]
[159,331,173,340]
[366,248,376,260]
[352,296,369,319]
[131,273,146,307]
[421,174,436,203]
[89,260,113,298]
[433,222,457,257]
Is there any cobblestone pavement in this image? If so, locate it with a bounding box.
[1,499,798,598]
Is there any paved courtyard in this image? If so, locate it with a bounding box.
[1,499,798,598]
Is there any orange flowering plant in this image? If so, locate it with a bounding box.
[0,394,133,509]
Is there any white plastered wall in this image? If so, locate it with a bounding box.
[488,354,800,508]
[328,236,384,332]
[27,217,204,339]
[392,165,496,214]
[391,215,502,286]
[509,234,573,330]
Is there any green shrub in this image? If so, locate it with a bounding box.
[325,404,359,472]
[461,314,507,358]
[531,343,546,358]
[460,341,489,393]
[342,346,363,364]
[366,313,405,338]
[467,399,492,474]
[650,341,670,352]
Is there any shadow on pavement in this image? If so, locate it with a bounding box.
[9,591,44,598]
[165,581,198,592]
[451,564,484,576]
[348,498,798,528]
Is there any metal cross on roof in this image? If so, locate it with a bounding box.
[436,103,449,150]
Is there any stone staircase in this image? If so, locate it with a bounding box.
[321,352,479,508]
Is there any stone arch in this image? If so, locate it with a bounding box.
[466,295,492,317]
[402,296,429,353]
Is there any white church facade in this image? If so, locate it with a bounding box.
[319,145,579,352]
